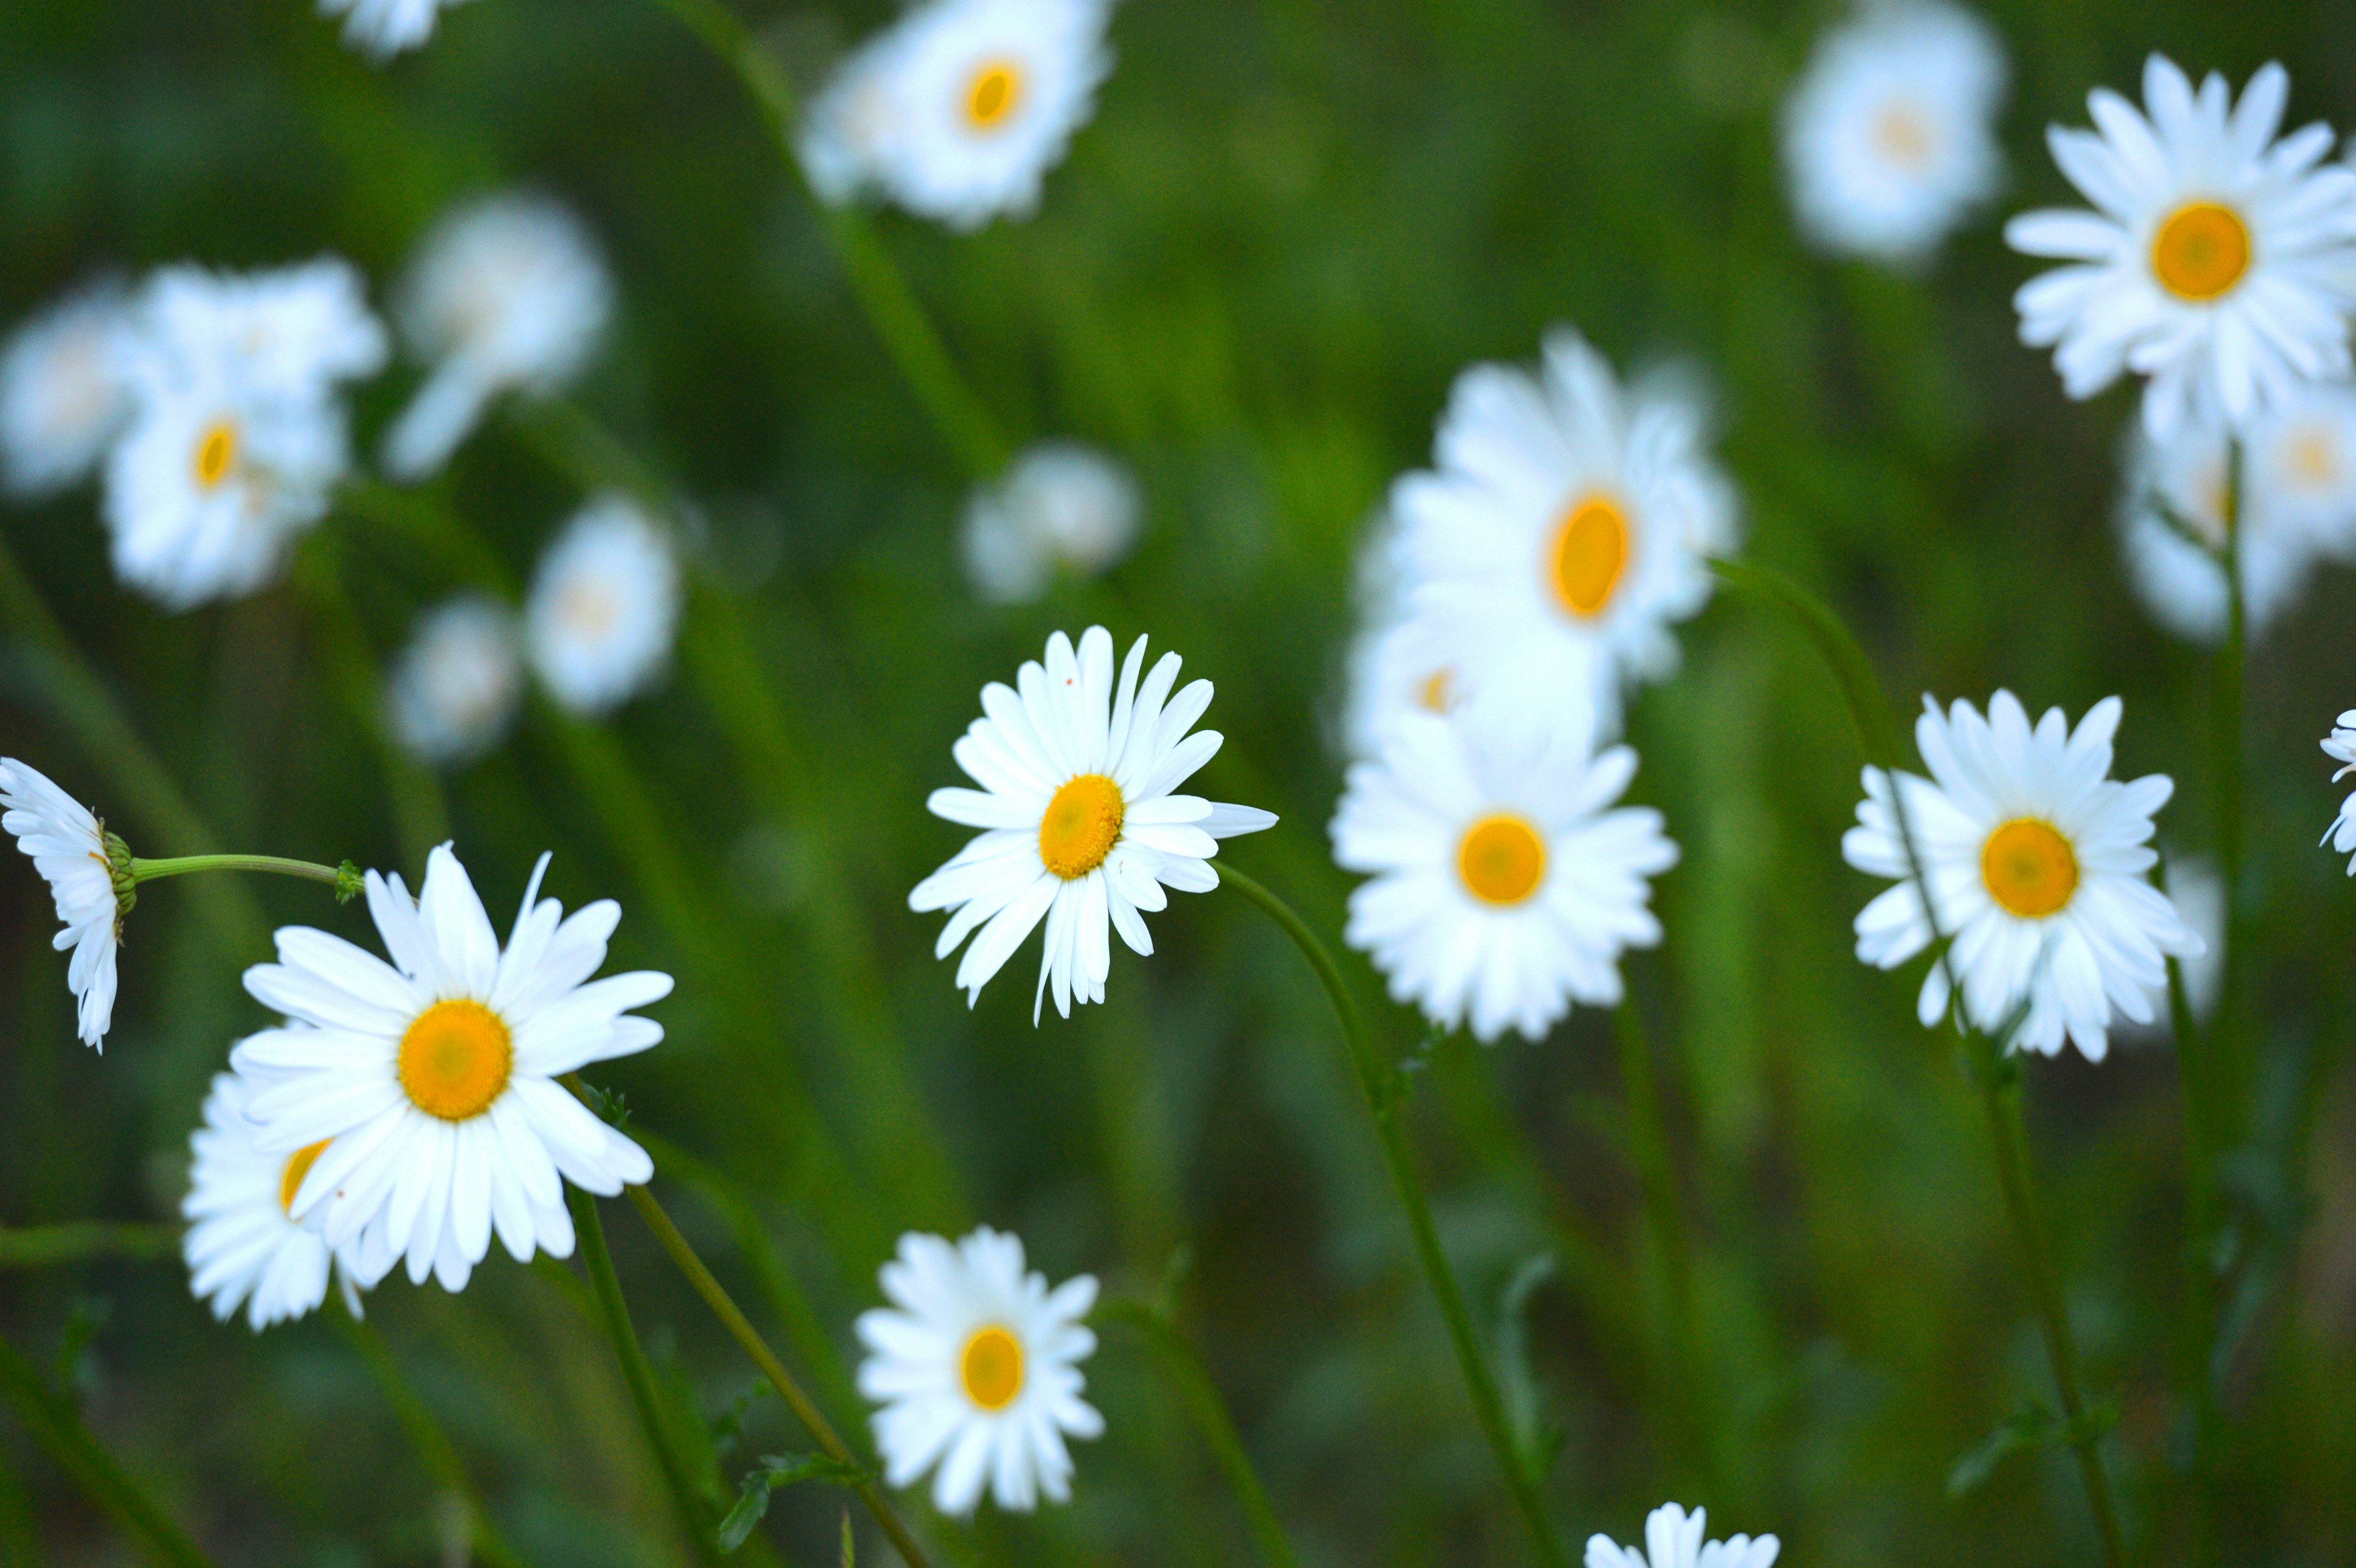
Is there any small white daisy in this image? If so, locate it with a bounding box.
[799,28,913,206]
[2249,380,2356,562]
[1780,0,2008,265]
[0,283,134,499]
[2319,710,2356,874]
[230,845,668,1292]
[1585,1502,1780,1568]
[320,0,477,59]
[1339,610,1463,761]
[1395,328,1738,742]
[183,1072,372,1332]
[2116,409,2316,645]
[382,193,614,481]
[2006,56,2356,439]
[960,441,1141,604]
[909,626,1277,1021]
[1331,709,1677,1043]
[1844,691,2202,1062]
[857,1227,1102,1515]
[132,260,389,407]
[0,758,121,1051]
[525,494,681,716]
[387,595,526,767]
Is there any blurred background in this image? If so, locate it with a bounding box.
[3,0,2354,1562]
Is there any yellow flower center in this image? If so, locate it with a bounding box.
[2284,425,2342,490]
[963,59,1026,133]
[279,1140,331,1215]
[960,1324,1025,1410]
[1039,773,1124,880]
[558,579,621,640]
[1549,494,1630,620]
[1980,818,2079,919]
[193,419,240,490]
[1414,667,1456,713]
[2150,201,2251,302]
[1457,813,1548,906]
[397,999,514,1122]
[1872,101,1934,168]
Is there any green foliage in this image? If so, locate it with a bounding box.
[717,1454,864,1553]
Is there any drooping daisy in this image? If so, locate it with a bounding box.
[2319,711,2356,874]
[910,626,1277,1021]
[2117,409,2316,645]
[387,595,526,767]
[319,0,476,59]
[1396,328,1738,742]
[525,495,681,716]
[1339,610,1464,761]
[1844,691,2201,1061]
[183,1072,372,1331]
[0,283,134,499]
[231,845,668,1292]
[1331,710,1677,1043]
[960,441,1142,604]
[382,193,614,481]
[0,758,122,1051]
[1585,1502,1780,1568]
[1780,1,2008,265]
[2006,56,2356,439]
[857,1227,1102,1515]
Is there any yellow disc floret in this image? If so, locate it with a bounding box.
[1550,494,1630,620]
[1039,773,1125,880]
[959,1324,1025,1410]
[1415,667,1457,713]
[1980,818,2079,919]
[398,999,514,1122]
[963,59,1026,133]
[1457,813,1548,907]
[193,419,240,490]
[279,1140,331,1215]
[2150,201,2251,302]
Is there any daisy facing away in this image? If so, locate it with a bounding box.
[183,1072,372,1332]
[1586,1501,1780,1568]
[231,845,668,1292]
[0,758,124,1051]
[1844,691,2202,1062]
[857,1227,1101,1515]
[910,626,1277,1021]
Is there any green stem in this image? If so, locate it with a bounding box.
[1211,861,1569,1568]
[0,1224,179,1267]
[1610,996,1709,1488]
[0,1439,37,1568]
[0,1331,214,1568]
[127,855,347,890]
[2214,440,2246,1113]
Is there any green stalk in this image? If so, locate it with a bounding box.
[1610,996,1711,1488]
[126,855,349,890]
[1211,861,1569,1568]
[2212,438,2246,1117]
[0,1224,179,1267]
[0,1331,214,1568]
[0,1440,37,1568]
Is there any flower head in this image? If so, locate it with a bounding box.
[2319,712,2356,873]
[387,595,526,767]
[1586,1502,1780,1568]
[525,495,681,716]
[960,442,1142,604]
[320,0,477,59]
[183,1072,371,1331]
[0,282,135,499]
[0,759,123,1051]
[1339,610,1463,761]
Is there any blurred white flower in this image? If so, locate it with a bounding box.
[909,626,1276,1021]
[183,1072,371,1332]
[2162,855,2222,1025]
[2007,56,2356,440]
[0,283,134,499]
[525,494,681,715]
[1844,691,2201,1063]
[387,595,525,767]
[799,28,911,206]
[1339,610,1462,761]
[1586,1502,1780,1568]
[133,260,388,405]
[1781,1,2007,265]
[2249,381,2356,561]
[383,193,614,480]
[960,441,1141,603]
[0,758,120,1051]
[2117,410,2317,646]
[1331,709,1676,1044]
[2320,711,2356,874]
[320,0,476,60]
[857,1227,1101,1515]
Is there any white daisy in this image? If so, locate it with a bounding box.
[230,845,668,1292]
[382,193,614,481]
[0,758,122,1051]
[799,28,912,206]
[2006,56,2356,439]
[960,441,1141,604]
[1395,328,1738,742]
[525,494,681,716]
[1331,709,1677,1043]
[909,626,1277,1021]
[1339,610,1464,761]
[320,0,476,59]
[2116,407,2316,645]
[1844,691,2202,1062]
[183,1072,372,1332]
[0,283,134,499]
[132,260,389,407]
[387,595,526,767]
[1780,1,2008,265]
[1585,1502,1780,1568]
[2319,710,2356,874]
[856,1227,1101,1515]
[2249,380,2356,561]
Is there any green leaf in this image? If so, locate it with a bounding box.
[1947,1398,2121,1497]
[1495,1253,1564,1485]
[717,1453,868,1553]
[839,1509,855,1568]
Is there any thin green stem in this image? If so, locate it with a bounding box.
[1610,996,1710,1489]
[127,855,347,889]
[0,1439,37,1568]
[0,1331,213,1568]
[1211,861,1569,1568]
[2214,440,2246,1116]
[0,1224,179,1267]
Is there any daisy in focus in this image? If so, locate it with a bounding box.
[320,0,476,59]
[909,626,1277,1021]
[183,1072,371,1331]
[857,1227,1101,1515]
[387,595,526,767]
[0,758,123,1051]
[0,283,133,499]
[1395,328,1737,741]
[231,845,668,1291]
[1330,710,1677,1043]
[1585,1502,1780,1568]
[960,441,1142,604]
[1780,0,2008,266]
[1844,691,2201,1061]
[382,193,614,480]
[2319,711,2356,874]
[2006,56,2356,439]
[525,494,681,716]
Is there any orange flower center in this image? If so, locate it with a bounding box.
[963,60,1025,133]
[397,999,514,1122]
[1457,814,1548,906]
[1549,494,1630,620]
[1039,774,1124,880]
[1980,818,2079,919]
[960,1325,1025,1410]
[193,419,240,489]
[2150,201,2250,302]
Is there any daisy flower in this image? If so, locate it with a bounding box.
[1395,328,1738,742]
[2250,380,2356,561]
[183,1072,372,1331]
[2116,405,2316,645]
[133,260,389,406]
[857,1227,1102,1515]
[960,441,1142,604]
[1844,691,2201,1061]
[382,192,614,480]
[909,626,1277,1021]
[387,595,526,767]
[1585,1502,1780,1568]
[0,758,123,1051]
[0,282,134,499]
[320,0,476,59]
[2319,711,2356,874]
[1780,1,2008,266]
[1339,610,1463,761]
[2006,56,2356,439]
[525,495,681,715]
[799,28,912,206]
[1331,709,1677,1043]
[230,845,668,1292]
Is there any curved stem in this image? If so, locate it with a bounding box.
[1210,861,1569,1568]
[0,1223,179,1267]
[0,1330,214,1568]
[1610,997,1710,1488]
[128,855,348,890]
